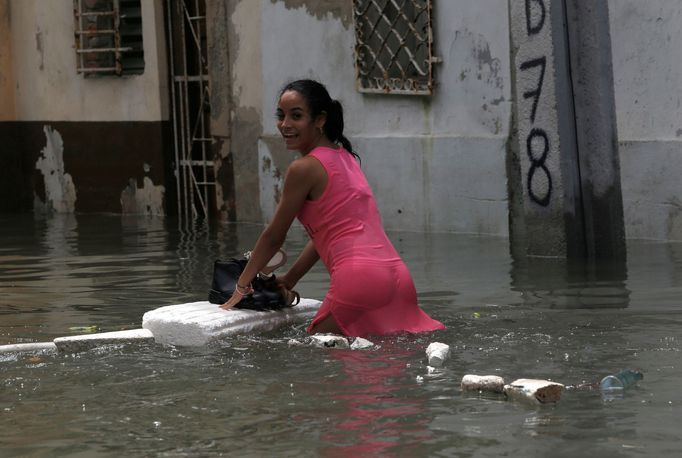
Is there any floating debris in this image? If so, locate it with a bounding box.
[504,378,565,404]
[426,342,450,367]
[461,374,506,393]
[68,326,99,333]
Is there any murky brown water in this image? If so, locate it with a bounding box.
[1,214,680,457]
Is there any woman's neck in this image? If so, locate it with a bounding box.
[302,138,340,155]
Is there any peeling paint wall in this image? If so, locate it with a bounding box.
[0,0,16,120]
[226,0,264,223]
[8,0,168,122]
[35,126,77,213]
[1,0,172,216]
[120,174,165,216]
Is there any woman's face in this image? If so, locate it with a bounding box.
[276,90,324,154]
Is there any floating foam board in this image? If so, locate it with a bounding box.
[0,342,57,355]
[142,299,322,346]
[53,328,155,353]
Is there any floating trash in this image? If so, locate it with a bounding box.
[600,369,643,391]
[600,369,643,400]
[504,378,565,404]
[68,326,99,333]
[461,374,506,393]
[425,342,450,367]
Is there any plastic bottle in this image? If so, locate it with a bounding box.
[599,369,643,392]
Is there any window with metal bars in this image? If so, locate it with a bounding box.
[74,0,145,77]
[353,0,436,95]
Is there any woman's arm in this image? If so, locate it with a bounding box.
[220,157,322,309]
[278,240,320,290]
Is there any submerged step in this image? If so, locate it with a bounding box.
[53,328,155,353]
[142,299,322,346]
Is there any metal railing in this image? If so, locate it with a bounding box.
[353,0,437,95]
[74,0,144,76]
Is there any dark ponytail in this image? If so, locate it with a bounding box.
[326,99,355,159]
[279,79,361,162]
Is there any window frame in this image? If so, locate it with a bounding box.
[74,0,145,77]
[352,0,437,95]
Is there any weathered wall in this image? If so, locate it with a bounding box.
[226,0,264,223]
[0,0,16,121]
[609,0,682,240]
[250,0,682,242]
[206,0,235,220]
[0,0,172,215]
[9,0,168,121]
[256,0,512,234]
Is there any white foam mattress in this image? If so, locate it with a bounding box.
[142,299,322,346]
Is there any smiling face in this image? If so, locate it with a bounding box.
[276,90,326,155]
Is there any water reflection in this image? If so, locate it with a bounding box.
[2,215,682,456]
[319,344,432,456]
[509,255,630,309]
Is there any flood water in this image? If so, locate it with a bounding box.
[1,213,680,457]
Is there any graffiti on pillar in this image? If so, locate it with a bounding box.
[519,56,545,122]
[519,0,551,207]
[526,128,551,206]
[525,0,546,35]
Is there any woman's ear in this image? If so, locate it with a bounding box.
[315,111,327,131]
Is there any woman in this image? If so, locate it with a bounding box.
[221,79,444,337]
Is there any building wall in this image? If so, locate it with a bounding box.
[254,0,512,235]
[246,0,682,241]
[3,0,681,242]
[0,0,172,215]
[0,0,16,121]
[609,0,682,240]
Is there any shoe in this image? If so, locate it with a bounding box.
[254,249,287,277]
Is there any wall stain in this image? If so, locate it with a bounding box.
[665,196,682,239]
[35,125,77,213]
[120,175,165,216]
[35,28,44,71]
[452,29,506,135]
[270,0,352,28]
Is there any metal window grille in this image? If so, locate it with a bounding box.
[74,0,145,76]
[353,0,437,95]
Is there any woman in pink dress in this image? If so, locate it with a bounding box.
[221,79,444,337]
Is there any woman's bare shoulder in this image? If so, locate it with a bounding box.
[288,154,325,176]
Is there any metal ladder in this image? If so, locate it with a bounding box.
[166,0,215,223]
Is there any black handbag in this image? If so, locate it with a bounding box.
[208,258,298,311]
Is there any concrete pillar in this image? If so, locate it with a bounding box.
[206,0,236,220]
[507,0,628,308]
[507,0,625,262]
[508,0,583,259]
[564,0,625,262]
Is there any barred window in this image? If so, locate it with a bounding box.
[353,0,437,95]
[74,0,145,77]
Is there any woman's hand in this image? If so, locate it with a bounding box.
[219,291,242,310]
[276,272,296,291]
[219,284,253,310]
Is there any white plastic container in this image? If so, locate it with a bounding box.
[425,342,450,367]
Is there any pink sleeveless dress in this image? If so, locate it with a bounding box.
[298,146,445,337]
